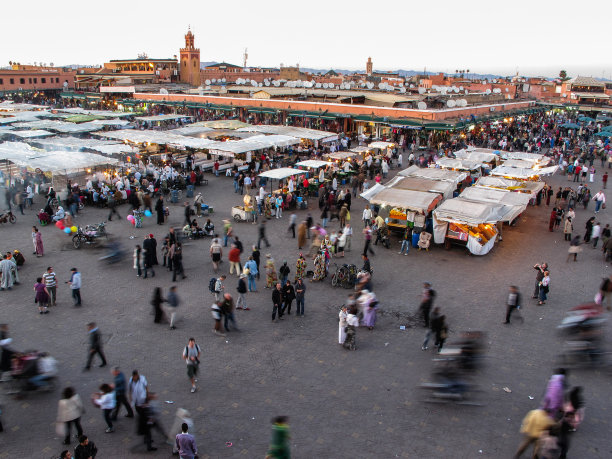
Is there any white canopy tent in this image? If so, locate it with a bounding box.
[502,159,544,169]
[0,111,48,124]
[368,188,442,214]
[350,146,371,154]
[324,151,357,161]
[169,126,214,136]
[399,165,468,184]
[369,141,395,150]
[460,186,532,207]
[295,160,329,169]
[27,137,137,155]
[0,102,48,112]
[93,129,217,150]
[452,149,499,164]
[207,135,300,156]
[9,130,54,138]
[11,120,106,133]
[386,175,456,199]
[499,151,549,165]
[258,167,306,180]
[436,157,482,171]
[58,108,131,118]
[237,125,337,142]
[359,183,386,201]
[490,165,558,179]
[0,143,118,172]
[475,176,545,195]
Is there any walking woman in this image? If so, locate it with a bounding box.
[34,226,44,257]
[34,277,50,314]
[548,208,557,232]
[133,244,142,277]
[92,383,116,433]
[584,216,595,243]
[312,249,326,282]
[338,306,348,344]
[151,287,166,323]
[56,387,84,445]
[343,306,359,350]
[538,271,550,305]
[563,217,573,241]
[155,196,165,225]
[567,235,582,262]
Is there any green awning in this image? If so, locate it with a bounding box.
[248,108,277,114]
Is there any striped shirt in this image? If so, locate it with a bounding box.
[42,271,57,287]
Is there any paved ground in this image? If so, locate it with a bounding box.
[0,165,610,459]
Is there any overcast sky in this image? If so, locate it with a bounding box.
[2,0,610,79]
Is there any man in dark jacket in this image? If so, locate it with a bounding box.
[142,234,156,279]
[74,435,97,459]
[272,283,283,322]
[282,281,296,315]
[84,322,107,371]
[503,285,522,324]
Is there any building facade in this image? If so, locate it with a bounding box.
[179,29,201,87]
[0,65,76,93]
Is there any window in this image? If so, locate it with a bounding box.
[0,78,3,85]
[41,78,46,83]
[10,78,14,84]
[20,78,25,84]
[193,60,196,67]
[56,78,60,83]
[33,78,37,83]
[29,78,32,84]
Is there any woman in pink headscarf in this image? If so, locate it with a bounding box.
[34,227,44,257]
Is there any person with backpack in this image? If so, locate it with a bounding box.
[209,275,225,302]
[419,282,435,328]
[182,338,201,393]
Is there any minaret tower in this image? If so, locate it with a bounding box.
[179,27,201,86]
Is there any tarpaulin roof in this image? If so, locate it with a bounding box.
[499,151,548,164]
[0,102,48,111]
[399,165,468,183]
[0,111,48,124]
[502,159,544,169]
[386,176,456,199]
[27,137,136,155]
[93,129,216,149]
[57,108,131,118]
[169,126,213,136]
[237,125,337,142]
[436,157,482,171]
[207,134,300,155]
[192,120,251,130]
[295,159,329,169]
[324,151,357,161]
[8,129,54,138]
[460,186,532,206]
[453,149,499,163]
[10,119,106,133]
[258,167,306,180]
[359,183,386,201]
[0,142,118,172]
[369,141,395,149]
[475,176,545,194]
[434,197,520,225]
[368,188,442,213]
[490,165,558,178]
[350,146,371,153]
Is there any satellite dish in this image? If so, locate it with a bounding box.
[211,78,217,83]
[258,82,263,87]
[440,87,447,94]
[492,79,497,83]
[329,84,335,89]
[459,86,463,91]
[221,78,226,83]
[316,83,322,88]
[160,88,169,95]
[447,100,456,108]
[367,82,374,89]
[417,102,427,110]
[378,82,385,89]
[459,99,468,107]
[264,80,270,86]
[464,89,468,94]
[251,80,257,86]
[399,82,404,87]
[205,79,211,85]
[399,87,406,93]
[485,89,492,95]
[418,87,426,94]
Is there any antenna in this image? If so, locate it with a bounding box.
[243,48,248,69]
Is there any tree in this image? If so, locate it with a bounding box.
[559,70,568,80]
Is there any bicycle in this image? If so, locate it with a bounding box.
[331,263,358,289]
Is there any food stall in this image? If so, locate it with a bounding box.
[435,158,484,179]
[433,197,523,255]
[489,164,559,180]
[258,167,307,195]
[475,176,545,199]
[398,165,468,185]
[366,188,442,234]
[459,187,531,225]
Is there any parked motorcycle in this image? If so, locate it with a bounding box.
[72,222,107,249]
[0,211,16,224]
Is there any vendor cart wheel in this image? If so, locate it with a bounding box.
[331,274,339,287]
[72,235,82,249]
[233,214,241,223]
[9,214,16,224]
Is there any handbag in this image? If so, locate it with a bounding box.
[55,421,67,436]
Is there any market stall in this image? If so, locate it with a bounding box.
[490,165,558,179]
[366,188,442,233]
[258,167,307,194]
[433,197,521,255]
[475,176,545,198]
[27,136,137,156]
[398,165,468,185]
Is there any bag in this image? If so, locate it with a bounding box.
[603,203,607,209]
[208,277,217,293]
[430,289,436,298]
[55,421,67,436]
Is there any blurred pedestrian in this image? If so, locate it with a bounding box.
[151,287,166,324]
[167,285,180,329]
[266,416,290,459]
[503,286,522,324]
[91,383,116,433]
[182,338,201,393]
[110,367,133,419]
[419,283,435,327]
[84,322,107,371]
[514,409,554,458]
[56,387,84,445]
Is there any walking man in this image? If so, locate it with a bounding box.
[244,256,258,292]
[295,278,306,316]
[503,286,522,324]
[532,262,548,299]
[182,338,201,393]
[272,282,283,322]
[111,367,134,419]
[175,423,198,459]
[258,220,270,249]
[236,274,249,310]
[419,283,435,328]
[68,267,82,306]
[43,266,57,306]
[84,322,107,371]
